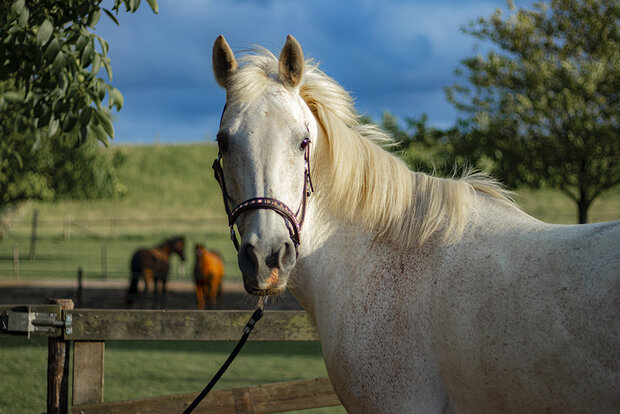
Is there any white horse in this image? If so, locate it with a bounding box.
[211,34,620,413]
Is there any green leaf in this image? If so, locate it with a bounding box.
[48,118,60,137]
[102,58,113,80]
[103,8,119,25]
[108,87,123,111]
[76,34,90,53]
[128,0,139,12]
[96,35,109,56]
[11,0,25,16]
[97,111,115,138]
[88,8,101,28]
[44,38,61,59]
[17,6,29,27]
[37,19,54,45]
[91,53,102,75]
[146,0,159,14]
[51,51,65,75]
[90,122,109,144]
[79,106,94,129]
[2,91,23,102]
[62,114,79,132]
[81,41,94,68]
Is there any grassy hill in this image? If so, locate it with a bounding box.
[1,142,619,281]
[1,142,238,281]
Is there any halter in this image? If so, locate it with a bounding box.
[212,107,314,257]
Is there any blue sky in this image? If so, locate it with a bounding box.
[95,0,522,144]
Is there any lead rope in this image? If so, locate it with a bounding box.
[182,297,267,414]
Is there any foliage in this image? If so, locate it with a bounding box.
[445,0,620,223]
[0,0,158,206]
[377,112,462,176]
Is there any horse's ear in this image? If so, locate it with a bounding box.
[213,35,238,88]
[279,34,304,88]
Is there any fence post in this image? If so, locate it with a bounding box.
[47,299,74,414]
[12,245,19,278]
[72,341,105,406]
[29,209,38,261]
[77,267,83,306]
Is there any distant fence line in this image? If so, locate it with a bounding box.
[8,215,230,240]
[3,214,236,280]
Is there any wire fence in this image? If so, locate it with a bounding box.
[1,214,239,281]
[1,208,619,281]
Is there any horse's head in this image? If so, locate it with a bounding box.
[171,236,186,261]
[212,34,317,296]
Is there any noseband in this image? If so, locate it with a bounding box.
[212,122,313,257]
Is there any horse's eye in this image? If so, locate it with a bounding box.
[300,137,311,151]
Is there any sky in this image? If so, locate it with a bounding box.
[94,0,523,144]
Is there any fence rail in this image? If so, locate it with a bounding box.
[0,302,340,414]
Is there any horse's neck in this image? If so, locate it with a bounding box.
[291,192,541,319]
[155,245,171,259]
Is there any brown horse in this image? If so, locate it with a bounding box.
[127,236,185,308]
[193,244,225,309]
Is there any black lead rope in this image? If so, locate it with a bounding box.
[182,301,265,414]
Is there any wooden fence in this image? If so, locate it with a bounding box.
[0,300,341,413]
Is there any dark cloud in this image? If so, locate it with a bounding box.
[96,0,521,143]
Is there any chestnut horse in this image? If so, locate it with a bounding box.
[127,236,185,308]
[193,244,225,309]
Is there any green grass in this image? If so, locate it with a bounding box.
[516,185,620,224]
[0,337,48,414]
[0,336,344,414]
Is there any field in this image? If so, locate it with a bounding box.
[1,142,619,413]
[2,142,619,282]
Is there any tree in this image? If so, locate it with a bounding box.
[377,111,462,176]
[446,0,620,223]
[0,0,158,206]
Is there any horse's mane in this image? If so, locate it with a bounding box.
[228,49,517,247]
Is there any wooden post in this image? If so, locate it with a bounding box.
[77,267,83,306]
[29,209,38,261]
[72,341,105,406]
[12,245,19,278]
[47,299,74,414]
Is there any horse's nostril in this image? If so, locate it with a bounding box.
[239,243,259,277]
[265,254,278,269]
[277,241,296,269]
[246,244,258,267]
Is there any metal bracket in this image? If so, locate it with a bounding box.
[1,306,65,337]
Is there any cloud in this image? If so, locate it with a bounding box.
[97,0,519,143]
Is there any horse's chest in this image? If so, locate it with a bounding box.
[317,265,442,412]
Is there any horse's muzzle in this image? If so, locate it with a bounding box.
[238,237,295,295]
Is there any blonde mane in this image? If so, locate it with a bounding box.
[227,49,516,247]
